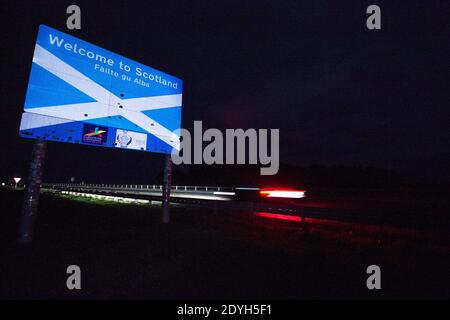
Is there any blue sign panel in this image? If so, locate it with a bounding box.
[19,24,182,154]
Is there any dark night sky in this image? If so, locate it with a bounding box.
[0,0,449,185]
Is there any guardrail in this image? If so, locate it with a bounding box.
[43,183,234,193]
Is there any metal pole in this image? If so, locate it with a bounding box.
[161,154,172,224]
[17,139,48,244]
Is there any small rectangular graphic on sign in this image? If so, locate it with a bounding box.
[115,129,147,151]
[82,124,109,145]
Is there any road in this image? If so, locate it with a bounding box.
[40,183,450,231]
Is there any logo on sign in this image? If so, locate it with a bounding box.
[116,130,133,148]
[115,129,147,151]
[82,125,108,145]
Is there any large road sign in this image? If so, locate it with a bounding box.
[19,25,182,154]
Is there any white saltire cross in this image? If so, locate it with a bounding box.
[24,44,181,150]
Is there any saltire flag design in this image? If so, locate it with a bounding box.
[19,25,182,154]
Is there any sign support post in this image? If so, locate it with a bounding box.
[161,155,172,224]
[18,139,47,244]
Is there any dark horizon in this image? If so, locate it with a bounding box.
[1,0,449,185]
